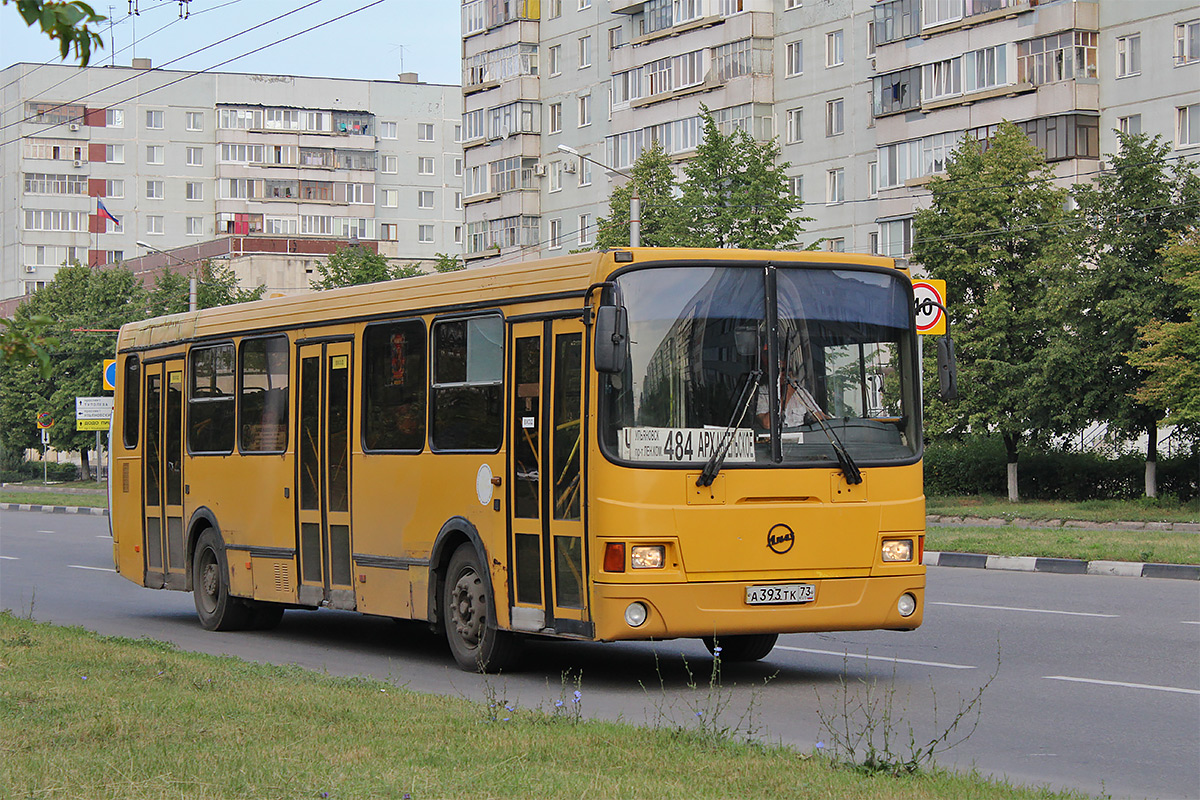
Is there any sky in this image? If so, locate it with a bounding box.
[1,0,463,86]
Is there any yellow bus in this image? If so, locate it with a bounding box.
[110,247,931,671]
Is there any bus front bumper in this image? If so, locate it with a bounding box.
[589,574,924,642]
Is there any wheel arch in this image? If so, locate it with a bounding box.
[428,516,493,628]
[184,506,221,592]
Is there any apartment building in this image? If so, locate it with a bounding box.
[461,0,1199,264]
[0,62,463,301]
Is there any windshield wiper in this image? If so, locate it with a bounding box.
[697,368,761,487]
[785,377,862,485]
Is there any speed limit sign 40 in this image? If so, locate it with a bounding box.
[913,279,946,336]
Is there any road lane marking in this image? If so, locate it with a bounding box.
[0,555,17,560]
[932,601,1118,618]
[67,565,112,572]
[1045,676,1200,696]
[775,645,977,670]
[38,530,55,533]
[1182,621,1200,625]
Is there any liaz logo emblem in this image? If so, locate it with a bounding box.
[767,523,795,555]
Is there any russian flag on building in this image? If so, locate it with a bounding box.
[97,199,120,226]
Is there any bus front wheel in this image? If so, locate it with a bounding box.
[442,544,521,672]
[192,529,252,631]
[702,633,778,662]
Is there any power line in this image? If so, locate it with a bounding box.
[2,0,334,144]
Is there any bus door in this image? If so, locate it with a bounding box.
[142,359,186,590]
[295,340,355,609]
[507,319,589,637]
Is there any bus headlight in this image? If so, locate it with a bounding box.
[881,538,914,562]
[897,593,917,618]
[624,602,648,627]
[630,545,665,569]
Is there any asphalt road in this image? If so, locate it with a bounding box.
[2,510,1197,799]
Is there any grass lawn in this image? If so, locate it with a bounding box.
[927,495,1200,524]
[926,525,1200,565]
[0,612,1083,800]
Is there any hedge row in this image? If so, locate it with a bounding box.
[924,437,1200,501]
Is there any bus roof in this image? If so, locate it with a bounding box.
[115,247,899,353]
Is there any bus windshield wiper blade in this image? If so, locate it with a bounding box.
[786,378,862,485]
[697,368,761,488]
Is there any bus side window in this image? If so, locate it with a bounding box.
[430,315,503,451]
[189,344,236,453]
[239,336,289,453]
[122,355,140,449]
[363,319,427,452]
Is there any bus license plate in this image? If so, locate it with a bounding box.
[746,583,815,605]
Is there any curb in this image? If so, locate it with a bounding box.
[928,514,1200,533]
[0,503,108,516]
[925,550,1200,581]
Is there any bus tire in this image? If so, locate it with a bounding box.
[442,544,521,673]
[702,633,778,662]
[192,529,253,631]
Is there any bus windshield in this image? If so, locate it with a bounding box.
[600,263,918,468]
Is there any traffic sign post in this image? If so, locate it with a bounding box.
[913,279,947,336]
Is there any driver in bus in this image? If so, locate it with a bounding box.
[756,343,829,429]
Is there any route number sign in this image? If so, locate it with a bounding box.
[913,279,946,336]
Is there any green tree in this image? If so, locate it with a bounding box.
[310,246,414,290]
[432,252,465,272]
[913,121,1073,501]
[0,265,146,478]
[1127,228,1200,433]
[0,315,56,378]
[1063,133,1200,496]
[594,140,687,249]
[3,0,105,65]
[146,261,266,316]
[679,108,809,249]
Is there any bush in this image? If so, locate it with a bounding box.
[0,458,78,483]
[924,437,1199,501]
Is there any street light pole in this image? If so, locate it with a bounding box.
[557,144,640,247]
[137,241,196,311]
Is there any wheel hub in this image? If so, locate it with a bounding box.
[450,571,485,648]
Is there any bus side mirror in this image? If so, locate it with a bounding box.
[594,305,628,374]
[937,336,958,402]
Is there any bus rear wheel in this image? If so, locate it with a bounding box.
[192,529,252,631]
[702,633,778,662]
[442,544,521,673]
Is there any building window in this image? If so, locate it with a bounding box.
[1016,34,1090,86]
[145,180,164,200]
[826,30,844,67]
[548,0,561,18]
[418,224,434,243]
[550,161,564,192]
[827,237,845,252]
[549,218,562,249]
[380,223,397,241]
[106,108,124,128]
[1177,20,1200,65]
[713,39,752,82]
[785,41,803,77]
[785,0,801,7]
[455,191,462,209]
[380,121,397,139]
[549,44,562,75]
[1179,104,1200,148]
[922,0,962,29]
[418,122,435,142]
[186,181,203,201]
[186,217,203,236]
[1118,115,1142,136]
[609,24,626,50]
[826,168,844,204]
[185,111,202,131]
[579,213,592,245]
[1116,35,1141,78]
[578,94,592,127]
[579,0,590,8]
[878,218,912,258]
[146,145,164,165]
[454,225,463,244]
[786,107,803,143]
[549,102,563,134]
[146,215,164,235]
[381,189,398,207]
[106,179,124,198]
[145,109,164,129]
[418,156,434,175]
[923,56,962,101]
[826,98,844,136]
[418,189,434,209]
[789,175,803,201]
[867,20,876,56]
[454,157,463,177]
[106,144,124,163]
[186,147,203,166]
[382,155,398,173]
[579,35,592,68]
[873,67,920,116]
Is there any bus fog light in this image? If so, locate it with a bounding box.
[624,602,648,627]
[631,545,665,569]
[882,538,913,562]
[897,593,917,618]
